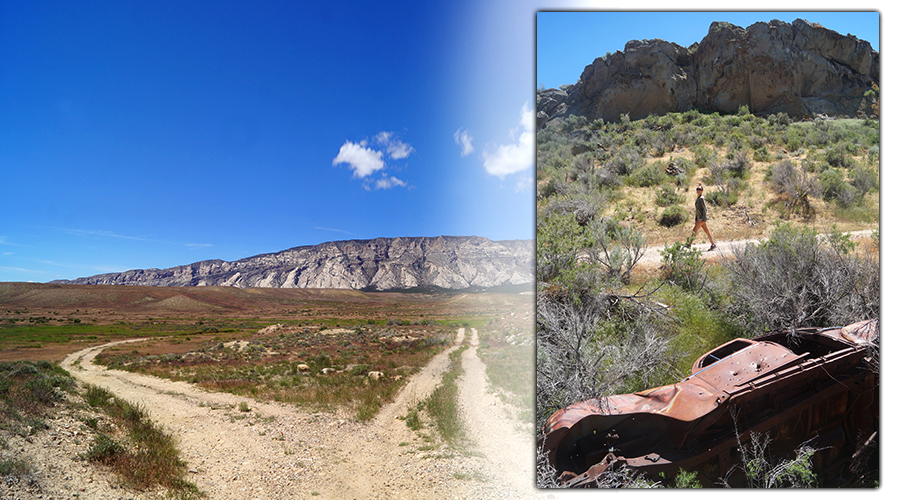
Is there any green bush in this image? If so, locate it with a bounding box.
[706,187,737,207]
[655,185,685,207]
[820,168,858,208]
[608,146,644,176]
[658,206,688,227]
[83,433,125,463]
[661,241,704,291]
[691,145,717,169]
[753,146,772,162]
[824,144,854,168]
[628,162,666,187]
[850,166,878,198]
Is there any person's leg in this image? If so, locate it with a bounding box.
[699,221,716,249]
[689,220,701,245]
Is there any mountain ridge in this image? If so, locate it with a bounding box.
[51,235,535,291]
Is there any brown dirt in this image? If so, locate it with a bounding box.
[634,228,877,271]
[36,328,544,500]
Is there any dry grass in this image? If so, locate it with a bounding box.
[82,384,200,496]
[95,323,458,421]
[599,147,878,248]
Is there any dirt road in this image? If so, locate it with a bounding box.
[639,228,876,267]
[59,329,545,499]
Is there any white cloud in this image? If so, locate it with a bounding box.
[374,176,408,190]
[332,141,385,178]
[333,132,414,183]
[454,128,474,156]
[375,131,414,160]
[515,176,534,194]
[482,103,535,178]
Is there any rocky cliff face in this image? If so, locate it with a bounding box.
[538,19,879,126]
[53,236,534,291]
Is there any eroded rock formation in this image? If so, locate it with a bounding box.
[538,18,878,126]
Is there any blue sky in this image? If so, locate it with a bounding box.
[1,0,545,283]
[0,2,892,284]
[538,11,881,90]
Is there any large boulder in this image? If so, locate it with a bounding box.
[538,18,878,125]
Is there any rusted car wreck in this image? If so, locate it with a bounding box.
[539,319,879,487]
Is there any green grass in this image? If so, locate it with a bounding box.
[93,323,456,422]
[477,331,533,421]
[82,384,201,496]
[656,283,742,379]
[0,457,31,476]
[424,333,471,449]
[1,361,74,425]
[2,362,200,497]
[402,403,424,430]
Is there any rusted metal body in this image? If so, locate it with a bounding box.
[540,319,879,487]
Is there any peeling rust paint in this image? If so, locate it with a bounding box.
[539,319,879,487]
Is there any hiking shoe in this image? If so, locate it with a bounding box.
[708,244,717,252]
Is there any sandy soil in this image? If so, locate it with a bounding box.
[44,329,548,500]
[637,228,876,268]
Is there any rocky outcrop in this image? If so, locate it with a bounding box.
[52,236,534,291]
[537,18,879,126]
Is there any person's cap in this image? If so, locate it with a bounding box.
[696,185,703,191]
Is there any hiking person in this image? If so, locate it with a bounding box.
[691,184,716,251]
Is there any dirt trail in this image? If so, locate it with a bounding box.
[457,329,534,498]
[638,228,876,267]
[59,329,546,499]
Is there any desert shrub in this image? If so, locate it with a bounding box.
[823,143,854,168]
[581,218,647,284]
[543,195,600,227]
[675,469,703,488]
[820,168,858,208]
[539,176,568,199]
[658,206,687,227]
[536,294,675,424]
[607,146,644,176]
[0,458,30,477]
[83,433,126,462]
[726,150,751,177]
[660,241,704,292]
[588,117,605,130]
[767,112,791,129]
[782,128,804,152]
[567,155,594,183]
[627,162,666,187]
[649,132,673,157]
[866,145,879,166]
[723,430,818,488]
[598,166,624,189]
[1,361,74,420]
[850,166,877,198]
[767,160,820,218]
[691,144,717,169]
[537,211,587,284]
[561,114,588,133]
[705,185,738,207]
[724,223,879,334]
[655,185,685,207]
[753,146,772,162]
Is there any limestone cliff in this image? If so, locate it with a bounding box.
[52,236,534,291]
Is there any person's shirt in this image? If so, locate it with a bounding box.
[695,195,707,221]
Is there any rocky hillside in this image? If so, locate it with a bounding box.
[51,236,534,291]
[538,18,879,126]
